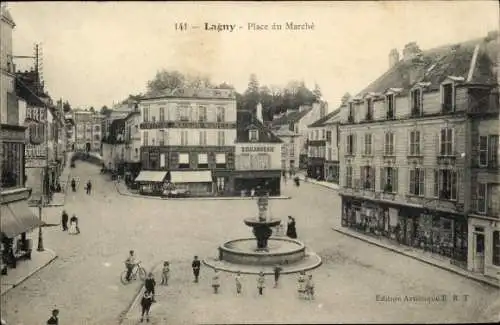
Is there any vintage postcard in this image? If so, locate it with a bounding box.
[0,1,499,324]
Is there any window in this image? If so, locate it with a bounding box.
[364,134,372,155]
[289,123,294,132]
[361,166,375,190]
[216,153,226,168]
[251,154,271,169]
[435,169,457,200]
[181,130,188,146]
[442,83,454,112]
[381,167,398,193]
[178,106,189,121]
[493,231,500,266]
[488,135,499,167]
[328,148,332,161]
[217,177,225,192]
[178,153,190,169]
[1,142,23,188]
[199,130,207,145]
[386,94,395,118]
[348,103,354,122]
[198,153,208,168]
[409,130,421,156]
[94,125,100,132]
[477,183,487,213]
[384,132,395,156]
[409,168,425,196]
[160,153,166,168]
[365,98,373,120]
[158,130,166,146]
[322,130,326,139]
[440,128,453,156]
[249,130,258,141]
[479,136,488,166]
[326,131,332,143]
[289,141,295,156]
[198,106,207,122]
[346,134,356,155]
[411,88,422,116]
[159,107,165,122]
[134,148,138,156]
[143,105,150,122]
[216,106,225,122]
[315,130,319,140]
[345,165,353,188]
[218,131,225,146]
[94,134,99,141]
[143,131,149,146]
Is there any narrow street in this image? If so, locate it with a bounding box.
[1,162,498,324]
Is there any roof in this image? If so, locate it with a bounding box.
[103,118,126,144]
[270,108,313,127]
[308,109,341,128]
[125,110,141,120]
[355,33,498,98]
[237,110,282,143]
[15,78,47,107]
[1,6,15,27]
[142,87,235,101]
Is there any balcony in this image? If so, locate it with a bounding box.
[410,107,422,117]
[364,112,373,121]
[347,115,354,123]
[468,93,499,115]
[441,103,454,114]
[386,110,394,120]
[437,154,456,165]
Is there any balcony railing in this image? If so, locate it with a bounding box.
[386,110,394,119]
[441,102,454,113]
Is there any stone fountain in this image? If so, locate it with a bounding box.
[203,191,322,274]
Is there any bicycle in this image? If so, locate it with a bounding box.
[120,261,147,284]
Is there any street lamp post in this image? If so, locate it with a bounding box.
[37,198,44,252]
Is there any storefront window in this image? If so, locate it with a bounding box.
[493,231,500,266]
[1,142,24,189]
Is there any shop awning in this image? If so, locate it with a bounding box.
[135,171,168,183]
[170,171,212,183]
[0,201,45,238]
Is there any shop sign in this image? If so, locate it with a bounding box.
[25,159,47,168]
[241,146,275,153]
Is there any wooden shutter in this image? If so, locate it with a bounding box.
[409,169,415,195]
[393,168,399,193]
[420,168,426,196]
[433,170,439,197]
[353,134,357,155]
[371,167,375,190]
[380,167,385,191]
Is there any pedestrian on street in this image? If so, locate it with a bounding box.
[140,290,153,323]
[71,178,76,192]
[70,214,80,234]
[297,271,306,299]
[212,269,220,294]
[192,255,201,283]
[124,250,136,282]
[144,272,156,302]
[273,265,282,288]
[161,261,170,285]
[61,210,69,231]
[235,271,242,295]
[86,180,92,195]
[306,274,315,300]
[286,216,298,239]
[257,271,265,296]
[46,309,59,325]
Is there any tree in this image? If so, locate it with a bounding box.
[217,82,234,89]
[147,69,186,93]
[242,73,261,114]
[89,106,95,113]
[313,83,322,102]
[63,101,71,113]
[100,105,112,117]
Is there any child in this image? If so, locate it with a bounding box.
[257,271,265,296]
[235,271,242,295]
[306,274,315,300]
[273,265,282,288]
[297,271,306,299]
[161,261,170,285]
[140,290,153,323]
[212,269,220,294]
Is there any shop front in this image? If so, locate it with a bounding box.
[135,170,168,196]
[467,216,500,280]
[233,170,281,196]
[307,157,325,180]
[168,170,213,196]
[324,161,340,184]
[213,170,234,196]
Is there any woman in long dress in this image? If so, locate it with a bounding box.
[286,216,298,239]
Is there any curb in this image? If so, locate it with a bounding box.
[118,261,163,324]
[0,248,58,297]
[332,227,500,289]
[114,182,292,201]
[298,177,339,191]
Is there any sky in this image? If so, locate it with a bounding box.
[6,1,499,111]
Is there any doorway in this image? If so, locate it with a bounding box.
[473,231,485,273]
[85,142,91,152]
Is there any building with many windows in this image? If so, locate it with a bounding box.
[101,118,126,174]
[338,32,499,279]
[123,109,142,182]
[135,88,236,196]
[72,109,103,152]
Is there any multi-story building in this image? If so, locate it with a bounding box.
[1,5,43,273]
[270,101,327,171]
[102,118,126,173]
[123,108,141,180]
[338,32,499,279]
[234,109,282,196]
[136,88,236,196]
[307,109,340,181]
[102,101,136,140]
[72,109,103,152]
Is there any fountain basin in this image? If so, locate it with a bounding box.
[219,237,305,266]
[243,218,282,228]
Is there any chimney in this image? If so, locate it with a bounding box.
[402,42,422,61]
[389,48,399,68]
[256,102,263,122]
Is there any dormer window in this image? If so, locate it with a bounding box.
[386,94,395,119]
[348,103,354,122]
[441,83,455,113]
[411,88,423,116]
[365,98,373,121]
[249,129,258,141]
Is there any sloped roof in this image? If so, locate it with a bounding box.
[1,7,15,27]
[270,108,313,126]
[308,109,341,128]
[355,33,498,98]
[237,110,282,143]
[103,118,126,144]
[142,87,235,100]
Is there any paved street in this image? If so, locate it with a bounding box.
[1,162,499,324]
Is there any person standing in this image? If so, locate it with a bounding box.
[69,214,80,234]
[211,269,220,294]
[297,271,306,299]
[273,265,282,288]
[61,210,69,231]
[140,290,153,323]
[192,256,201,283]
[46,309,59,324]
[71,178,76,192]
[161,261,170,285]
[86,180,92,195]
[124,250,136,282]
[306,274,315,300]
[144,272,156,302]
[235,271,242,295]
[286,216,298,239]
[257,271,265,296]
